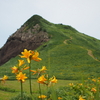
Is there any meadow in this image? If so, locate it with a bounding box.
[0,79,77,100]
[0,49,100,100]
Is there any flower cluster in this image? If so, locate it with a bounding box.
[20,49,42,63]
[37,73,57,86]
[11,49,42,82]
[11,59,28,82]
[10,49,43,99]
[10,49,58,99]
[68,77,100,100]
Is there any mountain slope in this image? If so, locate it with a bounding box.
[0,15,50,66]
[0,14,100,79]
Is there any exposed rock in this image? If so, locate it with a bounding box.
[0,24,49,66]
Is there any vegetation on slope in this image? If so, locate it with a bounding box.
[0,15,100,80]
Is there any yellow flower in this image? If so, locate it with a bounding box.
[91,87,97,93]
[16,72,27,82]
[30,70,37,75]
[31,51,42,62]
[20,49,42,63]
[50,76,57,83]
[58,97,63,99]
[79,83,83,86]
[69,83,74,86]
[98,77,100,79]
[31,66,47,75]
[20,49,32,63]
[23,66,30,70]
[92,79,96,82]
[0,75,8,83]
[11,66,19,74]
[2,75,8,80]
[38,95,47,99]
[79,96,85,100]
[40,66,47,72]
[37,75,47,84]
[18,60,25,67]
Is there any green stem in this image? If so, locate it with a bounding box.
[29,61,32,94]
[39,83,41,95]
[38,74,42,100]
[20,80,23,100]
[38,83,42,100]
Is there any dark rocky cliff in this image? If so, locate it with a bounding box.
[0,23,49,66]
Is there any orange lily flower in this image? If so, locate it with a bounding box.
[30,70,37,75]
[38,95,47,99]
[11,66,19,74]
[40,66,47,72]
[18,60,25,67]
[20,49,32,63]
[79,96,85,100]
[16,72,27,82]
[0,75,8,83]
[50,76,57,83]
[37,75,47,84]
[31,51,42,62]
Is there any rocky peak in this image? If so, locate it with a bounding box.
[0,22,49,66]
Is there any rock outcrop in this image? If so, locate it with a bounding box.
[0,24,49,66]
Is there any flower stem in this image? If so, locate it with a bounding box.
[39,83,41,95]
[38,83,42,100]
[29,61,32,94]
[20,80,23,100]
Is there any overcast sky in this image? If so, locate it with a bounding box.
[0,0,100,47]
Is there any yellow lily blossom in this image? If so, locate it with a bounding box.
[23,66,30,70]
[79,96,85,100]
[20,49,32,63]
[11,66,19,74]
[50,76,57,83]
[37,75,47,84]
[0,75,8,83]
[58,97,63,99]
[18,60,25,67]
[91,87,97,93]
[2,75,8,80]
[16,72,27,82]
[20,49,42,63]
[38,95,47,99]
[30,70,37,75]
[40,66,47,72]
[31,51,42,62]
[31,66,47,75]
[92,79,96,82]
[69,83,74,86]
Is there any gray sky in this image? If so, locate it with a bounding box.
[0,0,100,47]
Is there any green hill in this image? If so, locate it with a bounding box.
[0,15,100,80]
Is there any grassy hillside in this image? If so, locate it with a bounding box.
[0,15,100,80]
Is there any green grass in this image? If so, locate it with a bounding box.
[0,79,77,100]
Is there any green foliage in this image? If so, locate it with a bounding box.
[56,78,100,100]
